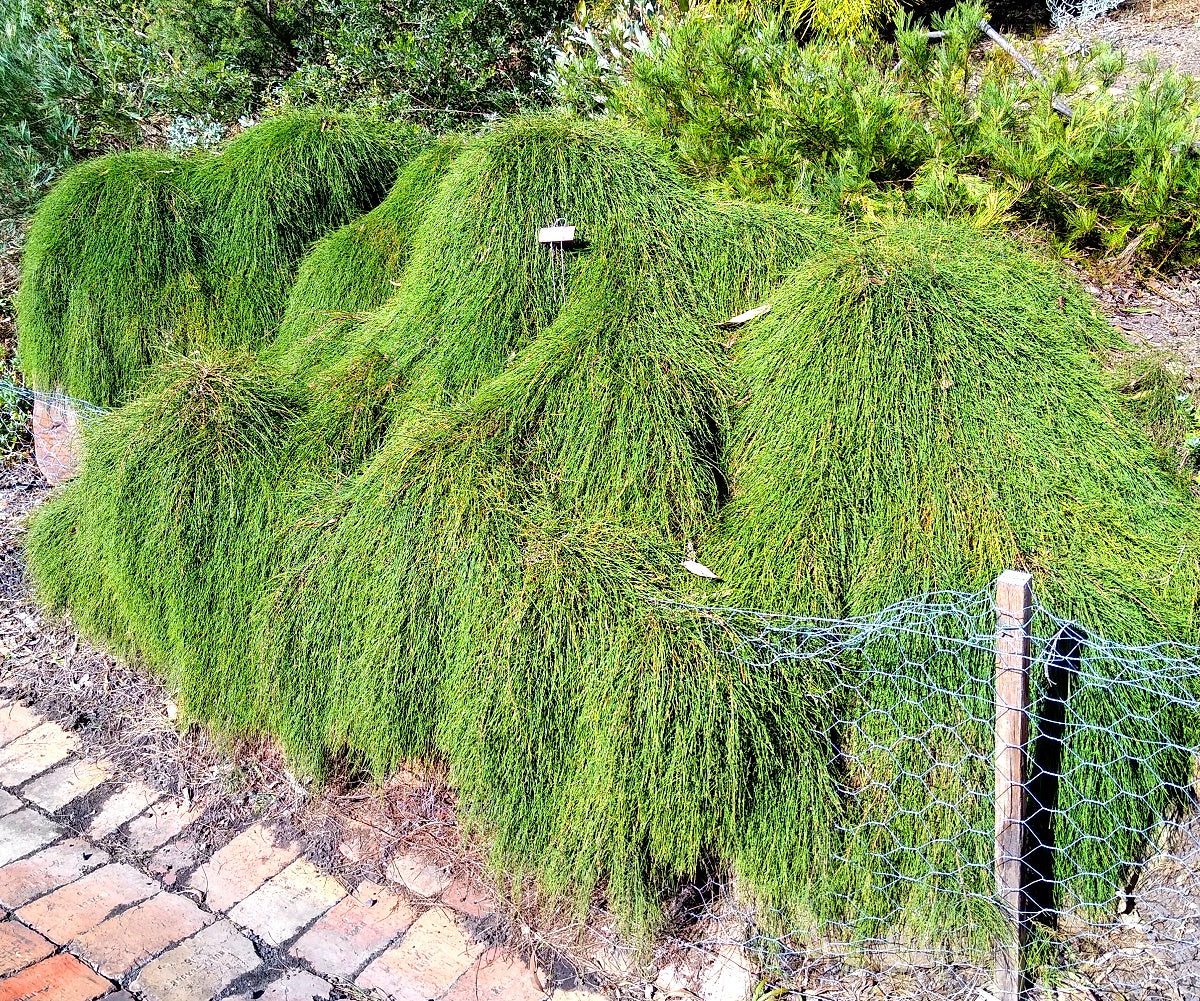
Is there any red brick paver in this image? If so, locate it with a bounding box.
[226,857,345,946]
[19,864,158,944]
[0,724,79,787]
[291,879,417,979]
[0,812,62,869]
[0,716,558,1001]
[128,921,261,1001]
[0,952,111,1001]
[86,783,161,840]
[226,969,330,1001]
[31,398,82,486]
[22,761,111,814]
[356,906,484,1001]
[0,921,55,977]
[0,841,109,910]
[124,799,201,853]
[442,874,492,918]
[70,891,212,980]
[0,706,41,750]
[186,824,299,913]
[385,853,451,898]
[444,953,548,1001]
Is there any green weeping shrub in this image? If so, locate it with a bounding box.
[21,115,1200,950]
[15,111,428,406]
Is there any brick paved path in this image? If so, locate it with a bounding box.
[0,701,584,1001]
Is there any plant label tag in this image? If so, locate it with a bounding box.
[538,225,576,244]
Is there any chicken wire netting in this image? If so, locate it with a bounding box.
[1045,0,1126,27]
[660,587,1200,1001]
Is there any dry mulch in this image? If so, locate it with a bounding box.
[1086,267,1200,370]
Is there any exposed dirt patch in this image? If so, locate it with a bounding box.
[1083,266,1200,371]
[1045,0,1200,78]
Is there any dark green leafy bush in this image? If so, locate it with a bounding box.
[549,2,1200,268]
[280,0,570,128]
[0,0,87,213]
[0,0,570,218]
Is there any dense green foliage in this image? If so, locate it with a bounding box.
[20,114,1200,944]
[15,112,425,405]
[0,0,568,216]
[280,0,567,127]
[549,2,1200,268]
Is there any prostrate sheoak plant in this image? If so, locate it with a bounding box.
[16,112,426,406]
[19,114,1200,951]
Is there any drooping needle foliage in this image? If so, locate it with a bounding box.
[19,113,1200,947]
[16,111,428,406]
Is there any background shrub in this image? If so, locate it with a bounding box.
[279,0,568,128]
[548,1,1200,269]
[0,0,571,218]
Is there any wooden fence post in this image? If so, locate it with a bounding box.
[995,570,1033,1001]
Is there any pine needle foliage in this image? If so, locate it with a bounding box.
[548,2,1200,270]
[21,115,1200,946]
[15,112,427,406]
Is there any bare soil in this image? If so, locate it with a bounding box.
[1045,0,1200,79]
[1084,266,1200,372]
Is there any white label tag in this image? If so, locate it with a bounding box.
[538,225,576,244]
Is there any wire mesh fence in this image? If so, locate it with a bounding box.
[1044,0,1126,28]
[663,579,1200,1001]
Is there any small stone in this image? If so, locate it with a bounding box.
[71,891,213,980]
[0,952,112,1001]
[0,790,19,818]
[22,759,112,813]
[290,879,417,979]
[0,839,109,909]
[654,961,690,994]
[228,857,346,946]
[187,823,299,912]
[129,921,262,1001]
[337,840,364,863]
[0,723,80,786]
[19,863,159,944]
[0,809,63,868]
[87,781,162,839]
[0,918,55,976]
[385,852,452,898]
[698,945,754,1001]
[355,906,483,1001]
